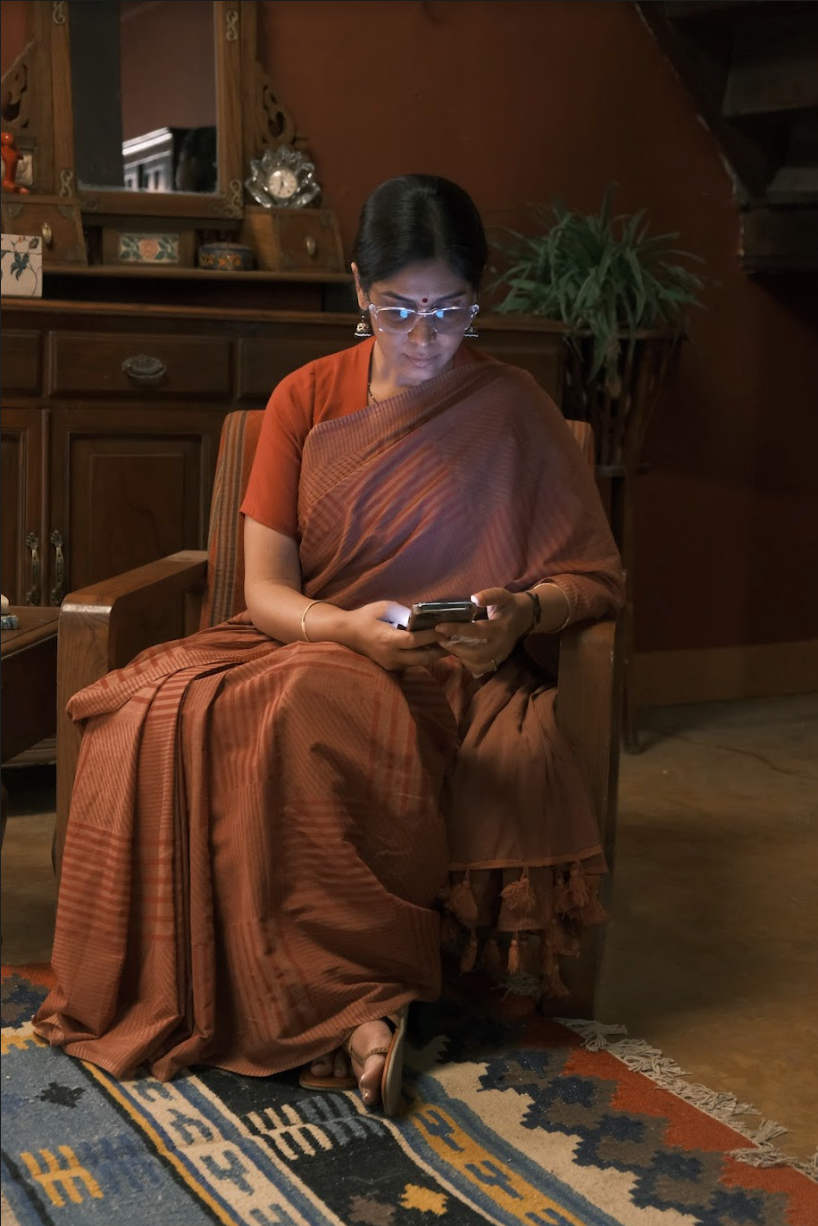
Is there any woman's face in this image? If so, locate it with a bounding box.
[353,259,476,388]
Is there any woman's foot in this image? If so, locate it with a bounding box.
[346,1018,394,1108]
[299,1046,357,1091]
[307,1048,351,1081]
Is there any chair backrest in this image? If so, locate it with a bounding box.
[200,410,595,629]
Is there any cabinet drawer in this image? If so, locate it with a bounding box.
[49,333,232,398]
[241,207,345,274]
[236,328,351,402]
[0,331,41,395]
[1,197,87,267]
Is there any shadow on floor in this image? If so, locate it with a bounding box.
[3,765,56,818]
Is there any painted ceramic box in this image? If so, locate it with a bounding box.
[101,226,195,267]
[0,233,43,298]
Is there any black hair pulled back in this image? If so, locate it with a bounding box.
[352,174,487,292]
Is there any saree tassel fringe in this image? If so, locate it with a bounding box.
[459,929,479,973]
[541,934,570,999]
[508,934,522,975]
[551,916,581,960]
[482,937,504,975]
[441,861,608,998]
[447,871,479,928]
[567,863,591,908]
[440,912,463,949]
[555,863,608,926]
[499,866,538,920]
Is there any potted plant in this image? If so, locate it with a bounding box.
[490,186,705,471]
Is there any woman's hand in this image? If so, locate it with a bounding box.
[436,587,531,675]
[341,601,447,672]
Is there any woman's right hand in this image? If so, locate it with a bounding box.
[342,601,446,672]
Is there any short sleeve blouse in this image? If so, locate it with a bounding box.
[240,338,481,538]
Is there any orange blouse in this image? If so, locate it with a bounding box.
[240,337,483,538]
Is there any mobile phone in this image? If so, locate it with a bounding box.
[406,600,478,632]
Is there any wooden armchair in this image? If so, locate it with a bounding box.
[54,411,621,1017]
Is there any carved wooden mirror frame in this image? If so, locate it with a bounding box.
[2,0,299,223]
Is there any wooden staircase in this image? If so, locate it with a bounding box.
[635,0,818,272]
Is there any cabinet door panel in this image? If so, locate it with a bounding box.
[1,409,47,605]
[0,332,41,395]
[50,409,224,598]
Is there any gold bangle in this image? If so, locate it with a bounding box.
[541,580,571,634]
[301,598,325,642]
[551,607,571,634]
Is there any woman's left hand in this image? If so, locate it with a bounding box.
[435,586,531,675]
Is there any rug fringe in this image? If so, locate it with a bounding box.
[557,1018,818,1181]
[495,972,542,997]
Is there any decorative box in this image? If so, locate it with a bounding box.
[101,225,195,267]
[1,197,87,267]
[198,241,255,271]
[1,233,43,298]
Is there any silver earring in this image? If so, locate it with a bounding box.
[464,322,479,339]
[354,314,372,340]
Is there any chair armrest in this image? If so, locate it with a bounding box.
[55,550,207,878]
[555,617,621,854]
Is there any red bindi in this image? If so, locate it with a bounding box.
[421,297,428,304]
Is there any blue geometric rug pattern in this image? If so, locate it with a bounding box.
[3,967,816,1225]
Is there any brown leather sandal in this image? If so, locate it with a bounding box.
[298,1054,357,1093]
[345,1006,408,1117]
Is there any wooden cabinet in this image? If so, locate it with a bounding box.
[0,298,565,606]
[1,408,46,606]
[0,402,221,608]
[49,408,225,600]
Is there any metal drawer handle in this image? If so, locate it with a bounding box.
[122,354,167,383]
[50,529,65,606]
[42,222,53,246]
[304,235,317,258]
[25,531,41,605]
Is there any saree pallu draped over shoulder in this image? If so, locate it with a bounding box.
[34,357,624,1080]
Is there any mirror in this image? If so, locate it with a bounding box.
[70,1,218,196]
[64,0,244,220]
[0,0,300,227]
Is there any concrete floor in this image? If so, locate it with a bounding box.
[2,694,816,1162]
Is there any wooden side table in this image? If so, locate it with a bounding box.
[1,607,60,843]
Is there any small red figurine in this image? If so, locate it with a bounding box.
[1,131,30,194]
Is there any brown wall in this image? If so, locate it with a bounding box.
[259,0,818,655]
[0,0,29,72]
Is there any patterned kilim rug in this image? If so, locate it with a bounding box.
[2,964,816,1226]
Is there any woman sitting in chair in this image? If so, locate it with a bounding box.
[34,174,624,1115]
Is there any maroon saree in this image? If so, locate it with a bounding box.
[34,356,624,1080]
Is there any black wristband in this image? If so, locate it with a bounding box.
[522,589,541,634]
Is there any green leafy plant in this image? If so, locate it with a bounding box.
[492,186,705,392]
